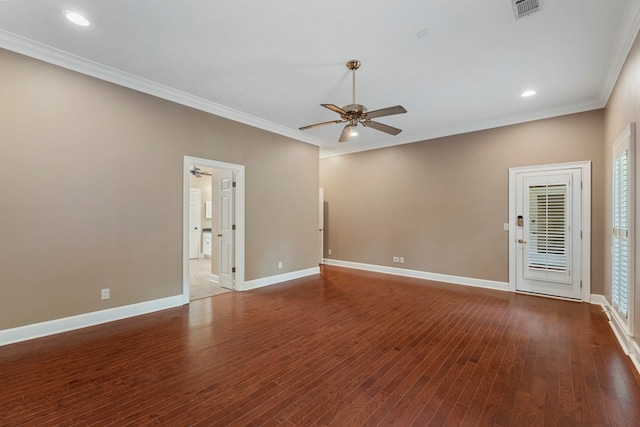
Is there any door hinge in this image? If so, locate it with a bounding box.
[232,267,236,273]
[232,224,236,230]
[581,181,583,189]
[233,181,237,188]
[580,280,583,289]
[580,230,583,239]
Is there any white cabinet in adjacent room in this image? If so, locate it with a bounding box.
[202,231,212,257]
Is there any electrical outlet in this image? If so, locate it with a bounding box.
[392,256,399,263]
[399,257,405,264]
[101,288,110,300]
[328,249,332,255]
[278,261,283,269]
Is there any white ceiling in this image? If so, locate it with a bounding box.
[1,0,639,157]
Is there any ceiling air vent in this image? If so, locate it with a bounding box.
[513,0,540,20]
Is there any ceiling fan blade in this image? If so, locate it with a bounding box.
[363,120,402,136]
[339,124,354,143]
[299,120,343,130]
[321,104,347,115]
[365,105,407,120]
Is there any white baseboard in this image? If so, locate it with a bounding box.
[591,294,640,375]
[632,341,640,374]
[323,259,508,292]
[590,294,608,306]
[242,267,320,291]
[0,295,184,347]
[209,274,219,283]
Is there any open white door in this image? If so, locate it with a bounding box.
[218,170,235,289]
[189,188,201,259]
[510,162,590,301]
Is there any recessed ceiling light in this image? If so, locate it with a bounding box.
[521,89,537,97]
[65,11,90,27]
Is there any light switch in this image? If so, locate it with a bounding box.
[503,223,509,231]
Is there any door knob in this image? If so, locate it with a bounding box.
[518,239,527,244]
[217,233,222,237]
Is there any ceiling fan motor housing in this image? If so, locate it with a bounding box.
[341,104,367,122]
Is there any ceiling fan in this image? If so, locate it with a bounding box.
[299,60,407,143]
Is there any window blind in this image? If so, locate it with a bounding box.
[612,148,629,318]
[527,184,567,272]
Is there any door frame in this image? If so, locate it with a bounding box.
[508,161,591,301]
[183,156,245,303]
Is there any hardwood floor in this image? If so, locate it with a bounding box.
[1,266,639,426]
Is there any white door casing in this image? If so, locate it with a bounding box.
[218,170,235,290]
[509,162,591,301]
[189,188,201,259]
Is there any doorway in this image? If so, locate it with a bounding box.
[183,156,245,303]
[187,165,229,300]
[508,162,591,301]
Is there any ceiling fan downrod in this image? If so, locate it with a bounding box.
[347,59,360,106]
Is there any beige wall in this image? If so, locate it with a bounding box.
[604,29,640,342]
[321,110,604,290]
[0,49,319,330]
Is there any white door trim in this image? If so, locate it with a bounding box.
[183,156,245,303]
[508,161,591,301]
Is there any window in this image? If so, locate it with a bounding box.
[612,124,635,328]
[528,184,567,272]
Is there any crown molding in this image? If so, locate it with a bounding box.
[2,8,638,162]
[598,0,640,104]
[0,29,323,147]
[320,99,604,158]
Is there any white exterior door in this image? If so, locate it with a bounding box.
[218,170,235,289]
[189,188,201,259]
[515,168,582,299]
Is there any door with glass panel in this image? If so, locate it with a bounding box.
[515,168,582,299]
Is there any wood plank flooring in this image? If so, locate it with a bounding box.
[1,265,639,426]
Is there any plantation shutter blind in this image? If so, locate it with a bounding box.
[612,149,629,317]
[527,184,567,272]
[611,123,634,323]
